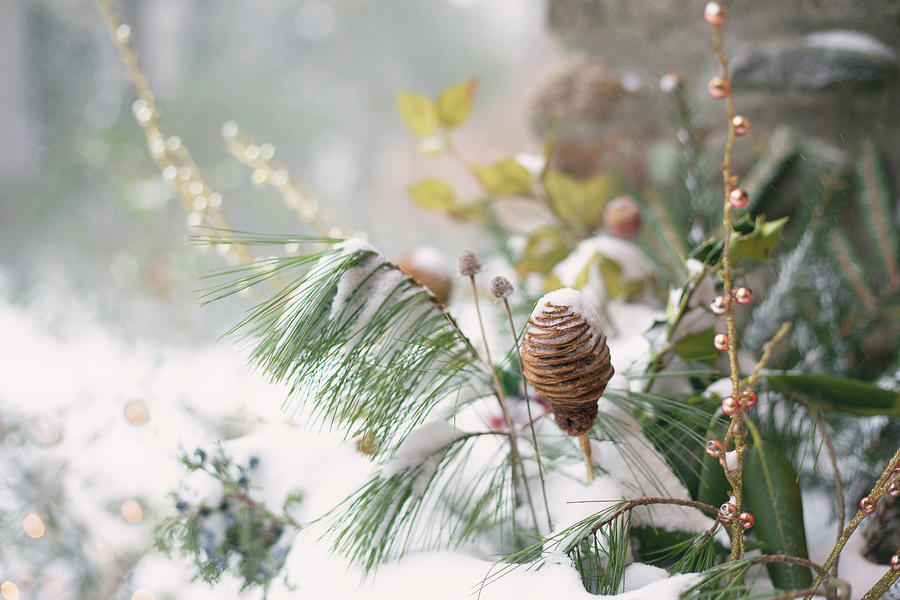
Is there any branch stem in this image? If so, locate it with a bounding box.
[503,298,554,532]
[711,21,746,562]
[468,276,542,534]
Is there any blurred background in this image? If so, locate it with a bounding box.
[1,0,898,598]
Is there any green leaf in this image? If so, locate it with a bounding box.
[543,171,616,231]
[766,374,900,417]
[436,79,477,128]
[670,328,717,365]
[689,215,788,269]
[743,440,813,590]
[474,158,534,196]
[515,227,569,275]
[730,216,788,263]
[407,179,456,211]
[396,91,440,137]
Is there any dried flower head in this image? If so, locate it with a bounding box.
[490,276,514,299]
[456,250,482,277]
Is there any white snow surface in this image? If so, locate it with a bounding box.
[0,287,718,599]
[554,236,656,287]
[532,287,606,341]
[805,29,896,59]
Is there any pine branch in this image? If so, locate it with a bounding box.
[325,431,517,571]
[200,237,491,453]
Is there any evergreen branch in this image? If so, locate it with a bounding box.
[858,140,899,282]
[828,232,878,311]
[203,239,491,453]
[326,431,517,571]
[791,396,844,573]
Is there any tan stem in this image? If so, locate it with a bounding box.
[578,433,594,485]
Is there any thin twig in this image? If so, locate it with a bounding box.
[468,276,541,534]
[793,396,845,573]
[745,322,792,391]
[502,297,553,532]
[860,548,900,600]
[805,447,900,599]
[573,496,718,545]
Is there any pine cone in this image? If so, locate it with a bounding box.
[522,289,614,436]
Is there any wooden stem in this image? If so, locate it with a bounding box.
[578,433,594,485]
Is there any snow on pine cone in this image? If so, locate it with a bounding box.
[522,288,614,436]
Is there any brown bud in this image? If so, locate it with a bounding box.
[603,196,642,239]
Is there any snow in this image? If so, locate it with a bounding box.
[806,30,896,59]
[554,235,656,292]
[0,271,718,599]
[532,287,607,342]
[724,450,739,472]
[386,421,459,489]
[401,245,446,275]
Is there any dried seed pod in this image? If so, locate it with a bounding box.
[457,250,482,277]
[522,288,614,438]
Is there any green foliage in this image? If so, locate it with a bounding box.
[473,158,534,196]
[326,432,518,571]
[543,171,618,235]
[436,79,477,128]
[408,178,456,211]
[742,439,813,590]
[195,233,491,454]
[396,91,440,137]
[155,446,300,594]
[765,374,900,417]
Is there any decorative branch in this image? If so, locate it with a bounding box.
[707,2,751,561]
[860,549,900,600]
[804,447,900,599]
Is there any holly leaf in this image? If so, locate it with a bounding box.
[730,216,788,263]
[743,440,813,590]
[474,159,534,196]
[396,91,440,137]
[688,215,788,269]
[437,79,478,128]
[408,179,456,212]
